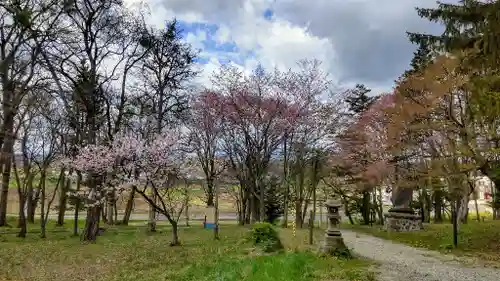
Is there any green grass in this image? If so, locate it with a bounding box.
[0,222,375,281]
[342,220,500,265]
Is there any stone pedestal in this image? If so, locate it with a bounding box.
[320,232,348,255]
[319,199,349,256]
[384,210,423,232]
[384,185,422,232]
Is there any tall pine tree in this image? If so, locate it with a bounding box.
[344,84,379,225]
[407,0,500,69]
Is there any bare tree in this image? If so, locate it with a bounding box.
[0,0,61,226]
[136,20,198,232]
[186,91,224,206]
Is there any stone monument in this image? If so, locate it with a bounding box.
[384,186,423,232]
[320,199,349,256]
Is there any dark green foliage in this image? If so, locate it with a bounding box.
[344,84,378,115]
[332,247,353,260]
[407,0,500,68]
[402,41,433,79]
[249,222,283,252]
[264,176,284,224]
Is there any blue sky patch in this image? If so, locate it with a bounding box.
[175,20,256,67]
[263,8,274,20]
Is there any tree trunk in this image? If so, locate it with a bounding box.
[17,192,27,238]
[0,123,14,226]
[452,199,458,248]
[245,194,251,224]
[39,167,61,239]
[301,199,309,227]
[73,173,82,236]
[114,201,118,223]
[281,136,289,228]
[423,178,432,223]
[296,169,305,228]
[206,179,214,207]
[40,171,47,239]
[282,184,289,228]
[26,184,34,223]
[361,191,370,225]
[122,189,135,225]
[27,185,40,223]
[106,190,114,225]
[82,205,101,242]
[57,175,68,226]
[458,193,469,224]
[424,192,432,223]
[148,189,157,232]
[376,187,384,225]
[101,205,108,224]
[492,178,500,219]
[236,194,243,226]
[474,197,480,222]
[250,183,258,223]
[434,189,443,223]
[295,199,302,228]
[259,179,265,222]
[344,201,354,225]
[372,190,378,224]
[171,221,180,246]
[308,210,314,245]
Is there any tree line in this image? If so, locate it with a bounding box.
[1,0,500,246]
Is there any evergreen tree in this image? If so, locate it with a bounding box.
[402,41,433,78]
[407,0,500,69]
[343,84,378,225]
[344,84,378,115]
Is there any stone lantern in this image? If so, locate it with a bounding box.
[320,199,349,256]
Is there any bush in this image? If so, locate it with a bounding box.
[249,222,283,252]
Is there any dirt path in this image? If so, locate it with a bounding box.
[341,230,500,281]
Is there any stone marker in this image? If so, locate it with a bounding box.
[320,199,349,256]
[384,186,423,232]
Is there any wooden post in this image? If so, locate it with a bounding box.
[308,210,314,245]
[452,199,458,248]
[214,181,219,240]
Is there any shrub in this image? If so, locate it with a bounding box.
[249,222,283,252]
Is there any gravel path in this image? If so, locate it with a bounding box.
[341,230,500,281]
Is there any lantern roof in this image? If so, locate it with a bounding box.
[325,199,341,208]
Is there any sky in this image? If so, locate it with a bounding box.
[124,0,448,95]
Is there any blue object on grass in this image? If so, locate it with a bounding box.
[204,223,215,229]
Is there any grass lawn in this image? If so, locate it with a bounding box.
[0,222,375,281]
[342,220,500,265]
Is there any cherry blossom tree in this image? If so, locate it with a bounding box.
[334,93,395,224]
[186,91,225,207]
[64,130,191,244]
[211,65,302,223]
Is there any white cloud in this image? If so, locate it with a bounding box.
[185,30,207,50]
[123,0,445,93]
[214,25,231,45]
